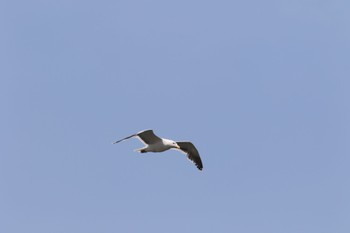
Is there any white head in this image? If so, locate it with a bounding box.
[164,139,180,149]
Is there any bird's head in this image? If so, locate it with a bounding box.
[170,141,181,149]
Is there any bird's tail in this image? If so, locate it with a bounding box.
[134,148,147,153]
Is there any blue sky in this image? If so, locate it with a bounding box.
[1,0,349,232]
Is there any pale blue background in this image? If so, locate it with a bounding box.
[1,0,349,232]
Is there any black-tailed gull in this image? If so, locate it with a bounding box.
[113,129,203,170]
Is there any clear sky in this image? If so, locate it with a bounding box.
[1,0,349,232]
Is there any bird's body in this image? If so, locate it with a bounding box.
[137,138,176,153]
[113,129,203,170]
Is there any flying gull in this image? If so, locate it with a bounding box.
[113,129,203,170]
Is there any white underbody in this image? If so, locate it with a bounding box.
[137,139,176,153]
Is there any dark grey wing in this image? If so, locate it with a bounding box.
[137,129,162,144]
[112,133,137,144]
[112,129,161,145]
[176,142,203,170]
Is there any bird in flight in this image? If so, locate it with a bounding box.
[113,129,203,170]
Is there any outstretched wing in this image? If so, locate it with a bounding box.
[136,129,162,144]
[113,129,162,145]
[176,142,203,170]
